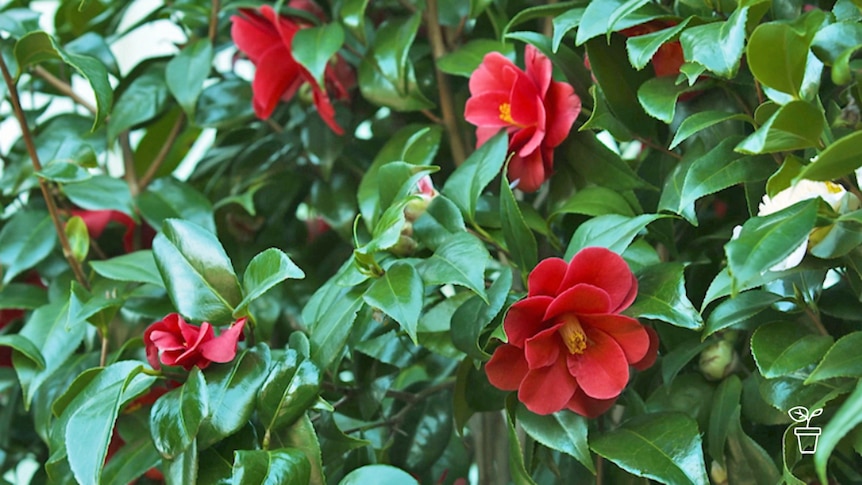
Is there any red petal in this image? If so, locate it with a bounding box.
[524,44,552,98]
[509,114,543,159]
[485,344,529,391]
[542,81,580,148]
[632,326,660,371]
[543,284,612,321]
[561,247,636,313]
[523,323,564,369]
[503,295,553,347]
[475,126,505,148]
[200,318,247,363]
[251,47,303,119]
[528,257,568,297]
[566,389,617,418]
[518,357,577,415]
[568,328,629,399]
[509,74,543,136]
[469,53,520,95]
[309,79,344,134]
[506,145,545,193]
[465,92,515,127]
[578,314,649,364]
[230,9,280,64]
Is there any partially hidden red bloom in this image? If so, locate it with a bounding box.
[620,21,686,78]
[465,45,581,193]
[72,209,155,254]
[485,247,658,417]
[230,1,354,134]
[144,313,246,371]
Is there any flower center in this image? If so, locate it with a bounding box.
[825,181,844,194]
[499,102,516,125]
[559,316,587,355]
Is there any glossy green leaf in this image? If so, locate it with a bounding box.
[442,131,508,222]
[36,161,92,183]
[0,282,47,310]
[679,7,749,78]
[796,131,862,181]
[280,413,325,485]
[195,78,254,128]
[500,167,537,272]
[659,137,774,225]
[64,215,89,263]
[150,367,208,459]
[814,379,862,484]
[565,214,662,259]
[89,250,164,287]
[708,375,742,466]
[165,38,212,116]
[357,14,433,111]
[164,441,198,485]
[747,22,808,96]
[107,65,169,141]
[0,210,56,284]
[502,1,580,38]
[232,449,310,485]
[451,268,512,360]
[413,195,467,251]
[552,186,635,218]
[13,31,112,129]
[100,434,161,485]
[292,23,345,87]
[236,248,305,316]
[567,131,652,190]
[0,334,45,369]
[506,404,539,485]
[627,263,703,330]
[257,350,322,432]
[552,8,585,51]
[627,19,690,70]
[390,384,453,473]
[670,111,754,150]
[725,199,818,289]
[363,262,423,342]
[517,404,595,473]
[305,283,364,370]
[735,100,824,154]
[703,291,782,339]
[198,347,270,447]
[339,0,369,43]
[152,219,242,325]
[637,76,702,123]
[575,0,665,45]
[0,8,40,39]
[138,177,215,233]
[418,232,490,300]
[811,22,862,84]
[437,40,514,77]
[63,175,134,215]
[590,412,709,485]
[751,321,833,379]
[339,464,419,485]
[806,332,862,382]
[726,407,781,484]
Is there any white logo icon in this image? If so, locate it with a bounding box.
[788,406,823,454]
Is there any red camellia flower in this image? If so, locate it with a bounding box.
[620,21,686,78]
[144,313,246,371]
[230,1,354,134]
[72,209,155,254]
[485,247,658,417]
[465,45,581,193]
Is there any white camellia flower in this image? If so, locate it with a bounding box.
[757,180,859,271]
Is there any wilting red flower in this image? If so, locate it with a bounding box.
[144,313,246,371]
[230,1,354,134]
[465,45,580,193]
[72,209,155,254]
[485,247,657,417]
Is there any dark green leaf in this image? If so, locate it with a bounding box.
[0,210,56,284]
[746,22,809,96]
[63,175,134,215]
[257,350,322,432]
[0,282,47,310]
[735,100,824,154]
[796,131,862,181]
[552,186,635,218]
[232,449,310,485]
[236,248,305,316]
[590,412,709,485]
[90,250,164,287]
[339,0,369,43]
[806,332,862,382]
[627,19,690,70]
[152,219,242,325]
[413,195,467,251]
[669,111,753,150]
[506,404,539,485]
[306,284,364,370]
[451,268,512,360]
[637,76,703,123]
[36,161,92,183]
[280,414,325,485]
[0,334,45,369]
[725,199,818,289]
[418,232,490,300]
[390,384,453,473]
[339,465,419,485]
[195,79,254,128]
[751,321,833,378]
[437,40,514,77]
[517,403,595,473]
[552,8,585,51]
[703,291,782,339]
[679,7,748,78]
[363,262,424,343]
[165,38,212,117]
[814,379,862,484]
[107,66,169,141]
[627,263,703,330]
[292,23,345,86]
[502,1,581,38]
[566,131,652,190]
[708,376,742,466]
[442,131,508,222]
[138,177,215,233]
[565,214,662,259]
[500,167,538,272]
[164,441,198,485]
[150,368,208,459]
[575,0,665,45]
[726,407,781,484]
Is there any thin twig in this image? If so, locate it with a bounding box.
[32,65,97,114]
[425,0,468,166]
[118,133,140,197]
[342,380,455,434]
[139,112,186,190]
[100,334,109,367]
[421,109,443,124]
[209,0,221,44]
[636,136,682,160]
[0,55,91,291]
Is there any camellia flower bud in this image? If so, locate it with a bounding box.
[699,340,738,381]
[404,175,438,222]
[710,460,728,485]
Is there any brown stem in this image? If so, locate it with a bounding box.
[425,0,468,166]
[209,0,221,44]
[804,305,829,337]
[100,333,108,367]
[139,112,186,190]
[636,136,682,160]
[118,133,139,197]
[342,380,455,434]
[421,109,443,124]
[32,65,97,114]
[0,55,90,290]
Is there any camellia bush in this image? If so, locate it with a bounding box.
[2,0,862,483]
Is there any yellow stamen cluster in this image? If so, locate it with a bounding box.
[498,102,515,124]
[559,317,587,355]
